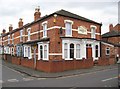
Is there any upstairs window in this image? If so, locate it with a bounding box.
[20,30,23,42]
[42,21,47,38]
[12,34,14,44]
[91,25,97,39]
[27,28,31,41]
[8,35,10,44]
[65,20,73,36]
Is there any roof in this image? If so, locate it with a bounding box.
[53,9,102,25]
[102,30,120,38]
[22,37,49,45]
[1,9,102,37]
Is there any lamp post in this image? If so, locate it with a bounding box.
[32,44,37,69]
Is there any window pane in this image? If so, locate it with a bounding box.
[28,47,30,57]
[40,46,43,59]
[95,45,98,57]
[70,43,74,58]
[76,44,80,58]
[66,22,71,36]
[64,43,68,58]
[44,45,47,58]
[43,24,47,37]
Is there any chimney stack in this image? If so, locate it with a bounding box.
[18,18,23,28]
[109,24,113,32]
[34,6,41,21]
[2,29,6,34]
[9,24,13,32]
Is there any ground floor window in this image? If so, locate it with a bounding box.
[11,47,14,55]
[24,45,31,59]
[64,43,68,58]
[76,44,80,58]
[95,45,98,58]
[40,45,43,59]
[70,43,74,58]
[63,43,81,60]
[106,47,110,56]
[38,43,49,60]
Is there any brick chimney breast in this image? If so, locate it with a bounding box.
[109,24,113,32]
[34,6,41,21]
[9,24,13,32]
[2,29,6,34]
[18,18,23,28]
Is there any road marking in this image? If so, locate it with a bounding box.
[23,77,34,81]
[7,79,19,82]
[102,76,117,82]
[56,68,118,79]
[37,78,46,80]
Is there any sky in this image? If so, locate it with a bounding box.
[0,0,119,34]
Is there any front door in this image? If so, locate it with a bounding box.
[86,44,92,58]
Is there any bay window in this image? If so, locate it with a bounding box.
[38,43,49,60]
[70,43,74,58]
[64,43,68,58]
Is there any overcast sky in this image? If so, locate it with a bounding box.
[0,0,119,34]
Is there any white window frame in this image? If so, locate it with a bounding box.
[8,35,10,44]
[76,44,81,59]
[42,21,48,38]
[64,20,73,37]
[90,25,97,39]
[106,47,110,56]
[38,42,49,60]
[27,28,31,41]
[12,34,14,44]
[11,47,14,55]
[24,45,32,59]
[20,30,23,42]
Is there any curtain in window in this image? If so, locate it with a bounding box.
[76,44,80,58]
[43,24,47,37]
[66,22,71,36]
[64,43,68,58]
[44,45,47,58]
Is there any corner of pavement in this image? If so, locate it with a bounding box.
[2,60,118,78]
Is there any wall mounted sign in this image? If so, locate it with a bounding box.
[78,26,87,35]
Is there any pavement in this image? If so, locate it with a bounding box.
[2,60,118,78]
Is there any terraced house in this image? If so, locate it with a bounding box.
[0,7,106,72]
[101,24,120,65]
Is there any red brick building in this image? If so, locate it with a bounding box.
[101,24,120,65]
[1,7,103,72]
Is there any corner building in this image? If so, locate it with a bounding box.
[1,8,102,72]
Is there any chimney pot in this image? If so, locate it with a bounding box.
[9,24,13,32]
[34,6,41,21]
[2,29,6,34]
[109,24,113,32]
[18,18,23,28]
